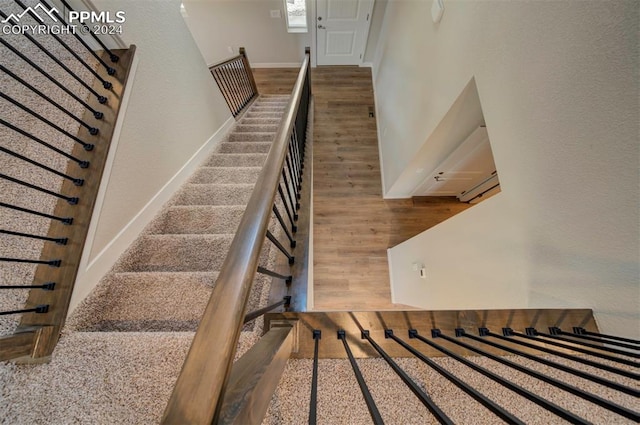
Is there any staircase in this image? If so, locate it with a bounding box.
[0,96,292,423]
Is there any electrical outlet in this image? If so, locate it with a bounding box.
[227,46,233,54]
[270,9,281,18]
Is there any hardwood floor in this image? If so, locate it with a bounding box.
[254,67,471,311]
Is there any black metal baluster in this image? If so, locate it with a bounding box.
[573,327,640,346]
[278,184,297,231]
[0,93,94,151]
[521,328,638,368]
[437,329,640,422]
[288,138,301,188]
[282,170,299,211]
[58,0,120,63]
[292,127,303,172]
[500,328,639,380]
[0,202,73,224]
[545,327,640,358]
[0,10,107,103]
[14,0,113,89]
[266,230,294,265]
[256,266,292,285]
[0,257,61,267]
[559,328,640,351]
[0,173,79,205]
[361,330,454,424]
[232,60,249,108]
[0,282,55,290]
[39,0,116,75]
[272,204,296,248]
[0,38,104,118]
[0,145,84,186]
[211,68,235,116]
[214,68,238,116]
[309,330,321,425]
[221,64,241,114]
[0,64,99,135]
[243,296,291,324]
[0,229,67,245]
[285,155,300,201]
[238,60,255,103]
[408,329,589,425]
[386,330,524,425]
[0,304,49,316]
[472,328,639,397]
[0,119,89,168]
[337,330,384,425]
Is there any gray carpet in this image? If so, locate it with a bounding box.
[0,95,290,423]
[0,0,99,335]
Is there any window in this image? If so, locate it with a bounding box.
[284,0,307,33]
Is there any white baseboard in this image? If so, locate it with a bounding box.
[360,62,373,68]
[387,248,396,304]
[68,116,235,315]
[251,62,301,68]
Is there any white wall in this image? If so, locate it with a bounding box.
[182,0,310,67]
[380,1,639,336]
[70,0,233,311]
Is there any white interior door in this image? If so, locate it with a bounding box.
[316,0,375,65]
[414,127,499,200]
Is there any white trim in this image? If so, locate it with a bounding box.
[310,0,317,67]
[68,115,235,315]
[307,97,315,311]
[370,62,389,198]
[251,62,302,68]
[360,61,373,68]
[387,248,395,303]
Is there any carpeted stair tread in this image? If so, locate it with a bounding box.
[191,167,262,184]
[219,141,272,154]
[157,205,245,235]
[206,153,268,167]
[175,183,254,206]
[115,234,235,272]
[229,132,276,142]
[71,272,218,332]
[235,124,279,133]
[240,117,281,125]
[0,331,195,425]
[244,111,285,119]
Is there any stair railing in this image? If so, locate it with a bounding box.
[209,47,259,118]
[162,47,311,424]
[0,3,136,361]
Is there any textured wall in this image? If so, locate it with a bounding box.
[86,0,231,260]
[380,1,639,336]
[182,0,310,66]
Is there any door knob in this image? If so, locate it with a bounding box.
[318,24,325,29]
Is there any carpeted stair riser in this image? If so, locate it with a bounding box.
[175,184,254,206]
[241,118,281,125]
[235,124,279,133]
[207,153,267,167]
[158,206,245,235]
[229,132,276,142]
[115,234,235,273]
[219,142,272,154]
[244,112,285,119]
[191,167,262,184]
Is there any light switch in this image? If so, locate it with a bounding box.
[270,9,281,18]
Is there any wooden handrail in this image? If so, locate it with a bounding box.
[161,48,311,425]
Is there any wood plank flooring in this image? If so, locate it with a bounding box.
[254,67,470,311]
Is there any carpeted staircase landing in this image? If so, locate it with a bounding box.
[0,95,291,424]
